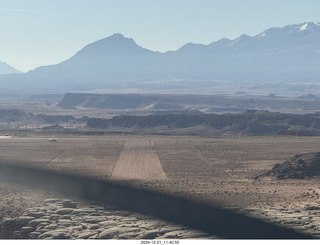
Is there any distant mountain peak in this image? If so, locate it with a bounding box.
[212,38,231,45]
[176,42,206,53]
[258,22,320,37]
[110,33,125,38]
[299,23,309,31]
[74,33,153,57]
[0,61,22,74]
[103,33,135,44]
[290,22,320,33]
[5,21,320,93]
[302,22,320,30]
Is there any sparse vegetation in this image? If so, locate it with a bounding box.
[1,94,320,238]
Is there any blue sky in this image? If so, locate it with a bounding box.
[1,0,320,72]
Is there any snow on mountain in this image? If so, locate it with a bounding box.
[0,22,320,93]
[297,22,320,32]
[299,23,308,31]
[257,22,320,37]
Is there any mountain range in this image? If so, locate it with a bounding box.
[0,62,21,75]
[1,22,320,94]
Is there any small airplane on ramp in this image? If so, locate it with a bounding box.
[48,136,57,142]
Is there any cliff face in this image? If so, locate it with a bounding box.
[87,110,320,136]
[58,93,160,109]
[2,107,320,136]
[57,92,320,115]
[0,109,83,127]
[0,109,29,122]
[256,152,320,180]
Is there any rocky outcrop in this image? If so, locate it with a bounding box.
[34,114,76,123]
[2,107,320,136]
[0,198,216,239]
[0,109,88,130]
[0,109,31,122]
[239,206,320,238]
[87,110,320,136]
[58,93,160,109]
[256,152,320,180]
[57,92,320,114]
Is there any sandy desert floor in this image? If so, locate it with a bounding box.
[1,133,320,238]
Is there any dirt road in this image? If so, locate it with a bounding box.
[110,139,167,180]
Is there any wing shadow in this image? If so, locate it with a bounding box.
[0,163,314,239]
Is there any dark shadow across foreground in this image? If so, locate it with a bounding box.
[0,163,314,239]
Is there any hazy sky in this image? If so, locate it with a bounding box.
[1,0,320,72]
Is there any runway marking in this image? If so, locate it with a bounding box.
[110,139,167,180]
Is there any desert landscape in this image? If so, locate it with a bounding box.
[0,93,320,239]
[1,130,320,239]
[2,2,320,240]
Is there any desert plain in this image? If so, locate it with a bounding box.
[1,132,320,238]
